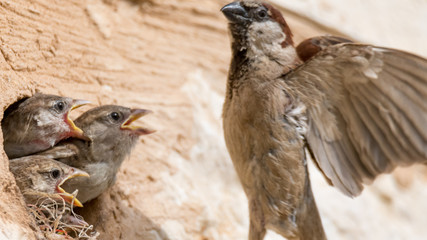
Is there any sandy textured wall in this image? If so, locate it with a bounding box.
[0,0,426,240]
[0,0,325,239]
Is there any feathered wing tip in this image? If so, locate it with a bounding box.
[288,43,427,196]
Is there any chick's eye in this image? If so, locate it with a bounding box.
[257,9,267,19]
[50,169,61,179]
[110,112,120,121]
[54,101,65,112]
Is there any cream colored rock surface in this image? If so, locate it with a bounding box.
[271,0,427,57]
[0,0,426,240]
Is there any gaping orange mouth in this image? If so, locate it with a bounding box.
[55,168,89,207]
[65,99,90,140]
[120,109,155,135]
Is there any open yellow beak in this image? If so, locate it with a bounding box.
[56,168,89,207]
[120,109,155,135]
[65,99,90,140]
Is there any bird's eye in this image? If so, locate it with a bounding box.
[54,101,65,112]
[50,169,61,179]
[257,9,267,19]
[110,112,121,121]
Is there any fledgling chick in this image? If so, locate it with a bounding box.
[38,105,154,203]
[9,155,89,207]
[221,1,427,239]
[2,93,90,158]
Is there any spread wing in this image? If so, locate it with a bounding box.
[285,43,427,196]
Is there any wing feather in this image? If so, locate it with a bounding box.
[285,43,427,196]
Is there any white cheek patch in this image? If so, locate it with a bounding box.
[247,21,286,56]
[246,20,298,78]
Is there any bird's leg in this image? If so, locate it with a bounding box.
[249,219,266,240]
[249,224,266,240]
[249,199,266,240]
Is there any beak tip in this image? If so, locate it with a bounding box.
[221,2,238,12]
[70,168,90,179]
[131,108,153,116]
[146,129,156,135]
[73,99,91,106]
[221,2,248,22]
[58,193,84,208]
[138,129,156,136]
[57,169,89,207]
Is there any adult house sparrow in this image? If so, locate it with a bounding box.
[221,1,427,240]
[38,105,154,203]
[9,155,89,207]
[2,93,90,158]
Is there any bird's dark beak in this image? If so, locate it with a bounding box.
[56,168,89,207]
[221,2,249,23]
[66,99,91,141]
[121,109,155,136]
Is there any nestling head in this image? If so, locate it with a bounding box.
[75,105,154,157]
